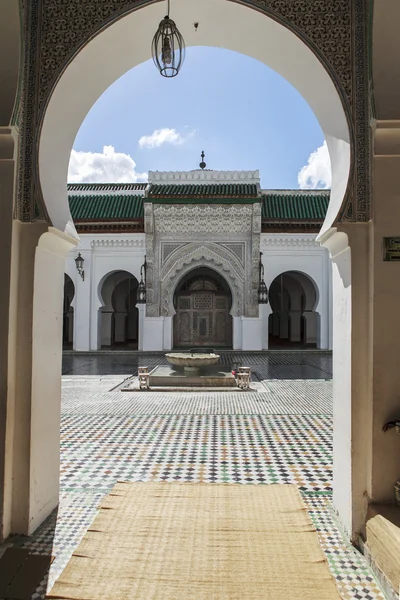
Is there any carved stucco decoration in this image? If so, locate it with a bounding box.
[159,243,245,318]
[19,0,369,223]
[153,204,254,235]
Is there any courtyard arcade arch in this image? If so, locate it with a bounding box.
[38,0,351,239]
[98,271,139,348]
[3,0,369,545]
[268,271,320,348]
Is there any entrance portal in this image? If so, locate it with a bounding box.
[173,268,232,348]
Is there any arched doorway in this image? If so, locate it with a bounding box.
[99,271,139,348]
[63,274,75,347]
[268,271,320,349]
[173,268,232,348]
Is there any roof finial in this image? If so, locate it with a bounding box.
[199,151,206,170]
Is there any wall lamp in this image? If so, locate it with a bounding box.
[258,252,269,304]
[75,253,85,281]
[137,256,147,304]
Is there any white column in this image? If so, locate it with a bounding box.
[163,316,173,350]
[137,304,145,351]
[143,316,164,351]
[100,312,113,346]
[303,312,318,345]
[232,316,242,350]
[259,304,271,349]
[30,228,77,534]
[241,317,263,351]
[73,248,92,351]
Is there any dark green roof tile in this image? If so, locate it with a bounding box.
[67,183,147,192]
[69,194,144,220]
[147,183,258,198]
[262,190,329,221]
[67,187,330,222]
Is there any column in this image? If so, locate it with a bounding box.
[73,248,92,351]
[259,304,271,350]
[303,312,318,344]
[163,316,173,350]
[6,224,76,535]
[137,304,145,351]
[321,225,372,540]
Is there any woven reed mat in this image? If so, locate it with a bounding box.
[47,482,340,600]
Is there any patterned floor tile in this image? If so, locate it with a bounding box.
[0,352,385,600]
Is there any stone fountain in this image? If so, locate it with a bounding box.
[147,351,236,388]
[165,352,220,373]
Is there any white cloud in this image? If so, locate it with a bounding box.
[297,141,332,189]
[138,128,191,149]
[68,145,148,183]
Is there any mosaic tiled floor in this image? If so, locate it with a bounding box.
[2,352,386,600]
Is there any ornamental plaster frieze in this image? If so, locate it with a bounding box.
[148,170,260,185]
[153,204,254,235]
[91,239,145,249]
[261,236,320,250]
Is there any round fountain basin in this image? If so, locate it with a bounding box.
[165,353,220,372]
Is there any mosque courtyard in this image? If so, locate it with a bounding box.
[2,352,385,599]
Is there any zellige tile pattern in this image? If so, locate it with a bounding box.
[2,352,385,600]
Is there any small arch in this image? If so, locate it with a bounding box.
[173,267,233,348]
[63,274,75,347]
[268,271,320,349]
[98,270,139,348]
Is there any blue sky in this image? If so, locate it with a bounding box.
[70,47,331,189]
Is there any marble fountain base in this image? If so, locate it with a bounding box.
[148,365,237,388]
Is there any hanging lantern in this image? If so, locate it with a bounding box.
[258,280,269,304]
[151,0,185,77]
[137,278,146,304]
[258,252,269,304]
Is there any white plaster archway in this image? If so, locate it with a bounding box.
[38,0,350,239]
[268,270,322,347]
[95,269,139,348]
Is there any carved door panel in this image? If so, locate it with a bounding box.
[174,291,232,347]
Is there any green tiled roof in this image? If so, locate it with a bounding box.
[67,183,147,192]
[262,190,329,221]
[69,194,144,220]
[147,183,258,199]
[67,187,330,222]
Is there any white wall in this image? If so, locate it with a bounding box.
[65,234,145,351]
[64,231,332,352]
[261,233,332,349]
